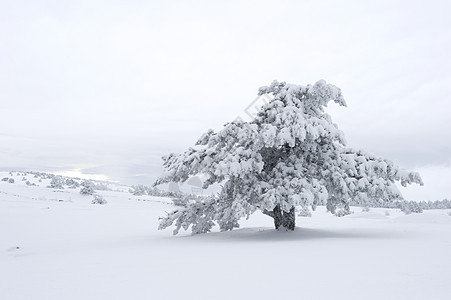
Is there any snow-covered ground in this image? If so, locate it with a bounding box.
[1,172,450,300]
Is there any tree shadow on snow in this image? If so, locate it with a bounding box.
[176,226,407,242]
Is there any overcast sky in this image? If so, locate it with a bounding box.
[1,0,450,201]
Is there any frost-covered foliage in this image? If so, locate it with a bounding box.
[399,201,423,214]
[129,184,183,198]
[171,196,190,207]
[155,80,423,234]
[298,206,312,217]
[65,178,80,189]
[335,209,354,217]
[171,193,216,208]
[350,198,451,212]
[158,196,219,235]
[93,183,110,191]
[26,180,37,186]
[8,178,15,184]
[79,180,110,192]
[130,184,148,196]
[91,194,107,205]
[80,180,96,195]
[49,176,64,189]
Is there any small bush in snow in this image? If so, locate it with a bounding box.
[49,177,64,189]
[1,177,8,182]
[80,180,96,195]
[298,206,312,217]
[92,194,107,205]
[80,186,95,195]
[8,178,15,184]
[385,210,390,216]
[362,206,370,212]
[65,178,80,189]
[93,183,110,191]
[335,209,353,217]
[130,184,147,196]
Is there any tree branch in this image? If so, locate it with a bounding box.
[262,209,275,218]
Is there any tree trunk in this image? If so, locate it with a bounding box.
[282,207,295,231]
[273,204,283,230]
[263,205,295,231]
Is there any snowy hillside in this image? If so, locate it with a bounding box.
[1,171,451,299]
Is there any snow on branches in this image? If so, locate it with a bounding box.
[155,80,423,234]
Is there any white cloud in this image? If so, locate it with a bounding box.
[0,0,450,187]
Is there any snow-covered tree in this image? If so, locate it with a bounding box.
[80,180,95,195]
[155,80,423,234]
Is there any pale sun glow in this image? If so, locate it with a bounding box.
[51,169,110,182]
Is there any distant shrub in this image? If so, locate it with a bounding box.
[80,185,95,195]
[298,206,312,217]
[350,198,451,211]
[92,194,107,205]
[80,180,96,195]
[93,183,110,191]
[129,184,148,196]
[384,210,390,216]
[8,178,15,184]
[65,178,80,189]
[49,177,64,189]
[1,177,8,182]
[335,209,353,217]
[362,206,370,212]
[80,180,95,195]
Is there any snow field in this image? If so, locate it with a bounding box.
[1,172,450,299]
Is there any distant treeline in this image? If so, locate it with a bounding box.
[350,198,451,214]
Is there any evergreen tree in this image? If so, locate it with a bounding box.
[155,80,423,234]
